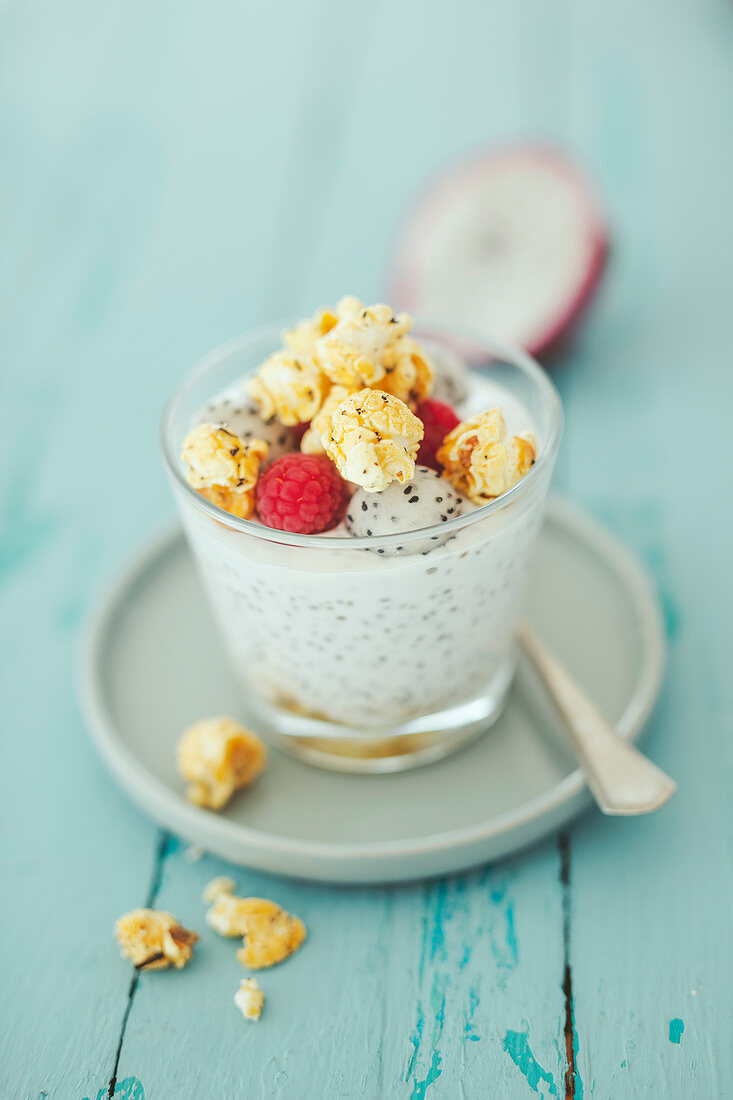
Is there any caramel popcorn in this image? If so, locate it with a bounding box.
[379,336,435,407]
[235,898,306,969]
[182,424,268,519]
[234,978,265,1021]
[197,484,255,519]
[114,909,199,971]
[437,408,536,504]
[206,888,306,968]
[177,717,267,811]
[324,389,423,492]
[300,384,354,455]
[182,424,268,492]
[284,306,338,356]
[248,351,328,426]
[316,296,412,389]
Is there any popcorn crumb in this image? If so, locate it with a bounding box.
[177,716,267,811]
[437,408,536,504]
[234,978,265,1021]
[379,336,434,407]
[324,389,424,493]
[248,351,328,426]
[316,297,411,389]
[184,845,205,863]
[206,891,306,968]
[182,424,268,520]
[114,909,198,971]
[202,876,236,904]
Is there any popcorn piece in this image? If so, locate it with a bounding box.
[248,351,328,426]
[284,306,338,357]
[234,978,265,1022]
[177,716,267,811]
[182,424,268,520]
[202,876,236,904]
[378,336,434,407]
[316,296,412,389]
[300,384,353,455]
[114,909,198,971]
[182,424,268,492]
[324,389,423,493]
[206,891,306,968]
[235,898,306,969]
[197,484,256,520]
[437,408,536,504]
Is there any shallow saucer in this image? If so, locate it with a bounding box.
[79,498,665,884]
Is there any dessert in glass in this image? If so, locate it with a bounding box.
[162,298,562,772]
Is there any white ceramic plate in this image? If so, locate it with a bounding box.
[79,499,665,884]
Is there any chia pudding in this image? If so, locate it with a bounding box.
[163,308,561,768]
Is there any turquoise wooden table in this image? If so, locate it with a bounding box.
[2,1,731,1096]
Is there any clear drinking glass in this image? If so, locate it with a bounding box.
[161,321,562,772]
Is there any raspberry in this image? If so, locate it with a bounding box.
[255,454,348,534]
[415,399,460,470]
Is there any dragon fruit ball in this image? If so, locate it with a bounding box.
[345,465,468,556]
[199,396,296,462]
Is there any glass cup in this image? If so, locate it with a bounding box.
[161,321,562,772]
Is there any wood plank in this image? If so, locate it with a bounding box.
[0,0,369,1095]
[545,0,733,1092]
[116,840,568,1098]
[0,5,173,1093]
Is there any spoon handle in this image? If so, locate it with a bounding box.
[517,622,676,816]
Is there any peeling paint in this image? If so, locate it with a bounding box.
[406,890,450,1097]
[0,486,61,588]
[503,1031,558,1096]
[669,1018,684,1044]
[84,1078,145,1100]
[487,879,519,981]
[410,1049,442,1099]
[464,988,480,1043]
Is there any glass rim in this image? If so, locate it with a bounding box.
[160,316,563,550]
